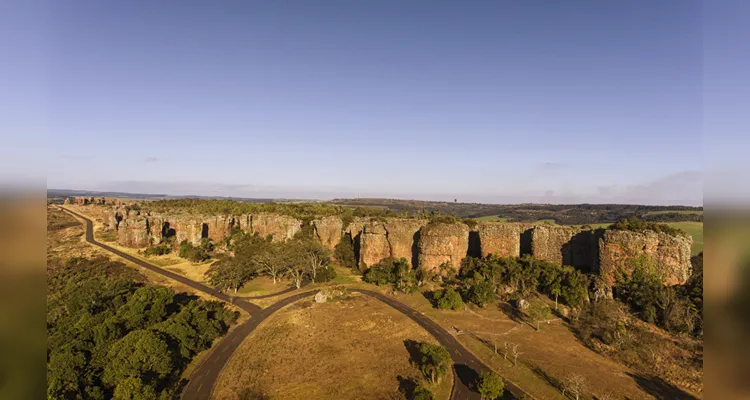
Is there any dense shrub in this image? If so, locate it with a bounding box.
[143,243,171,256]
[178,239,212,262]
[362,258,419,293]
[433,287,464,310]
[610,216,686,236]
[333,236,357,271]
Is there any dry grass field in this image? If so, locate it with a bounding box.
[214,293,452,400]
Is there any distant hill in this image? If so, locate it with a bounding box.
[329,198,703,225]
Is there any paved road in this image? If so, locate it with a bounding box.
[61,206,527,400]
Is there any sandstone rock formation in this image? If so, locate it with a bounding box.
[359,220,391,268]
[384,219,427,266]
[204,215,236,243]
[531,225,599,271]
[250,213,302,242]
[417,222,469,272]
[117,217,150,247]
[170,217,204,246]
[312,216,344,250]
[477,222,521,257]
[599,229,692,286]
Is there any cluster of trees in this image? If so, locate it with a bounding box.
[362,258,423,294]
[610,216,687,236]
[614,252,703,337]
[143,243,171,256]
[47,257,237,400]
[178,239,213,262]
[451,255,589,310]
[206,229,337,292]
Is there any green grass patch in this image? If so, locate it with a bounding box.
[644,210,703,216]
[475,215,509,222]
[665,221,703,255]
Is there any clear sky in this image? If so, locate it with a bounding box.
[8,1,707,204]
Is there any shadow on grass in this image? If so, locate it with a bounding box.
[529,364,564,393]
[421,290,439,308]
[404,339,423,368]
[498,302,525,324]
[626,372,698,400]
[397,375,419,399]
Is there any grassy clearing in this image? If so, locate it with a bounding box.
[383,288,655,399]
[475,215,509,222]
[665,221,704,255]
[215,294,452,400]
[645,210,703,216]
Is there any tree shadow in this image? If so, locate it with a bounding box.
[403,339,423,367]
[626,372,699,400]
[498,302,524,324]
[397,375,419,399]
[529,364,564,392]
[421,290,439,308]
[453,363,480,392]
[173,292,200,307]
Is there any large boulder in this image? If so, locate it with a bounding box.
[599,229,692,286]
[312,216,344,250]
[417,222,469,273]
[359,220,391,268]
[477,222,521,257]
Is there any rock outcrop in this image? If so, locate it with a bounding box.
[117,217,150,247]
[312,216,344,250]
[599,230,692,286]
[477,222,521,257]
[204,215,236,243]
[531,225,599,272]
[359,220,391,268]
[384,219,427,266]
[417,222,469,273]
[171,216,204,246]
[250,213,302,242]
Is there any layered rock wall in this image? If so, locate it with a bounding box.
[530,225,599,271]
[599,230,692,286]
[117,217,150,247]
[477,222,521,257]
[359,220,391,267]
[385,219,428,266]
[417,222,469,272]
[312,216,344,250]
[250,213,302,242]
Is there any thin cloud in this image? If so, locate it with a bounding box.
[144,157,159,163]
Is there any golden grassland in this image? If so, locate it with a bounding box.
[214,294,452,400]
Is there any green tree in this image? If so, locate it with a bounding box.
[394,258,418,293]
[412,386,434,400]
[205,258,253,293]
[434,287,464,310]
[362,258,397,286]
[417,343,452,384]
[476,370,505,400]
[333,236,357,270]
[294,238,332,283]
[526,300,552,331]
[103,330,174,387]
[112,377,157,400]
[466,280,496,307]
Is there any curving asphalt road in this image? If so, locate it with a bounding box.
[60,206,527,400]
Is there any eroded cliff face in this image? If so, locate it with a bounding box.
[204,215,236,243]
[359,220,391,268]
[312,216,344,250]
[530,225,599,271]
[170,216,204,246]
[250,213,302,242]
[599,230,692,286]
[117,217,150,248]
[417,222,469,272]
[477,222,521,257]
[385,219,427,266]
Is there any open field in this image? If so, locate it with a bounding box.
[474,215,509,222]
[644,210,703,216]
[666,221,704,255]
[214,293,452,400]
[383,287,678,399]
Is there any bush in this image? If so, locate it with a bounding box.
[412,386,434,400]
[434,287,464,310]
[333,236,357,271]
[143,243,171,256]
[362,261,395,286]
[316,264,337,283]
[476,370,504,399]
[466,280,496,307]
[610,216,686,236]
[178,240,212,262]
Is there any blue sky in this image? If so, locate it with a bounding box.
[5,1,708,204]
